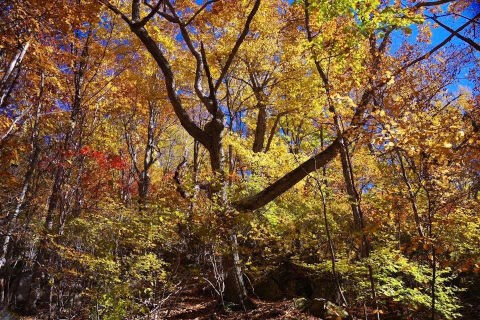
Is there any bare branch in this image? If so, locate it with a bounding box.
[395,13,479,76]
[214,0,261,92]
[165,1,212,111]
[185,0,220,26]
[412,0,456,9]
[429,15,480,51]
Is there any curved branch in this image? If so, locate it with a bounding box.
[127,24,210,149]
[134,0,164,28]
[164,1,212,110]
[99,0,132,24]
[214,0,261,92]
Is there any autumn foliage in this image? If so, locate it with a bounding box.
[0,0,479,319]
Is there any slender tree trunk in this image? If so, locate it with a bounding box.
[27,164,65,313]
[28,32,91,314]
[315,180,346,306]
[0,72,44,304]
[138,101,157,205]
[265,112,285,153]
[338,138,379,319]
[303,2,380,314]
[0,41,30,107]
[431,245,436,320]
[316,126,348,307]
[397,151,425,238]
[339,141,364,243]
[426,179,437,320]
[223,233,248,309]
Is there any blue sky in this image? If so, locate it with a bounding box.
[285,0,478,92]
[389,1,479,92]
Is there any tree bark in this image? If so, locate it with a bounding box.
[0,72,44,304]
[397,151,425,238]
[0,41,30,107]
[234,138,342,211]
[252,103,267,153]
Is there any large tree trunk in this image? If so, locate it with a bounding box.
[252,103,267,153]
[222,233,253,309]
[206,119,249,308]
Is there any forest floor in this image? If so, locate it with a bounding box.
[154,281,480,320]
[160,298,316,320]
[9,280,478,319]
[157,286,318,320]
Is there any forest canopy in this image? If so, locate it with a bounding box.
[0,0,479,319]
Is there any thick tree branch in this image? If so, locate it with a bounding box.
[234,138,342,211]
[126,23,210,149]
[234,89,372,211]
[133,0,164,28]
[200,41,216,105]
[99,0,132,24]
[99,1,211,148]
[265,111,287,152]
